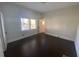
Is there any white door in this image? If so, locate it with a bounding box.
[0,12,7,51]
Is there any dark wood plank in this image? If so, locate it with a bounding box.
[4,33,77,57]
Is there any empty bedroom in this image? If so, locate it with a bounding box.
[0,2,79,57]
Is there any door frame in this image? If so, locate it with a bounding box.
[0,12,7,51]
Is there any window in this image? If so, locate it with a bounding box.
[31,19,36,29]
[21,18,29,31]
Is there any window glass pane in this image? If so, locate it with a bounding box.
[31,19,36,29]
[21,18,29,31]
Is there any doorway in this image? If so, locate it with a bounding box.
[39,18,46,33]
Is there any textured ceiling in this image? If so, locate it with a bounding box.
[15,2,79,13]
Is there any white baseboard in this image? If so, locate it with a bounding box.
[7,32,74,43]
[7,33,37,43]
[45,32,74,42]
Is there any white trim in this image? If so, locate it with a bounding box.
[0,12,7,51]
[7,33,37,43]
[45,32,75,42]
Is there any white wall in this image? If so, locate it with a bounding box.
[44,6,79,41]
[0,3,41,43]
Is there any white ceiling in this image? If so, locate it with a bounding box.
[15,2,79,13]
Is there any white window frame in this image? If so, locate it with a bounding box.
[21,18,30,31]
[30,19,36,29]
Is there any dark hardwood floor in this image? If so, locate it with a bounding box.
[4,33,77,57]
